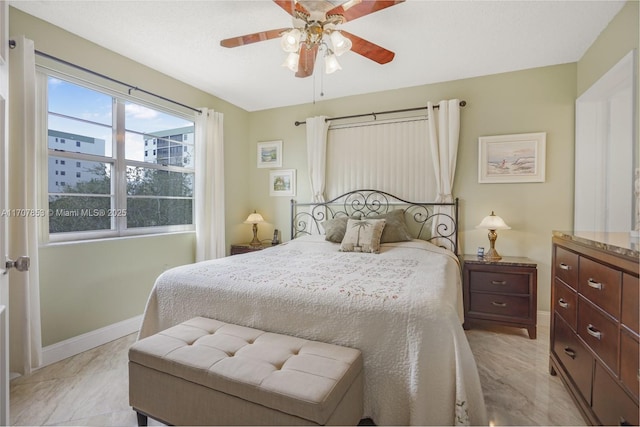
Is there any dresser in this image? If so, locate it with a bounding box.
[550,231,639,426]
[462,255,537,339]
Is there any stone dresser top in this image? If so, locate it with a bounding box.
[552,230,639,260]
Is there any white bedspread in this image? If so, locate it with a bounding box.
[138,236,487,426]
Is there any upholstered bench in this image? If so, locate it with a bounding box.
[129,317,364,426]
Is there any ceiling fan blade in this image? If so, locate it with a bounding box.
[273,0,310,17]
[341,31,395,64]
[295,44,318,78]
[326,0,405,23]
[220,28,289,48]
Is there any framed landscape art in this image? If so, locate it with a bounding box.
[257,140,282,168]
[478,132,546,183]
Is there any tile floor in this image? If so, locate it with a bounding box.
[10,324,587,426]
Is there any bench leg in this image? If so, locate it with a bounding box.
[136,411,148,426]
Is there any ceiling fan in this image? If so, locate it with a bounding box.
[220,0,405,78]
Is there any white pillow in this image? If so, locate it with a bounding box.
[339,218,386,253]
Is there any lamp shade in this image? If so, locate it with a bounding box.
[244,212,265,224]
[282,52,299,72]
[329,30,352,56]
[324,52,341,74]
[476,211,510,230]
[280,29,301,53]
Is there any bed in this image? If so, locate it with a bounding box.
[138,190,487,426]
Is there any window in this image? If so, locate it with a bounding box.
[45,75,196,240]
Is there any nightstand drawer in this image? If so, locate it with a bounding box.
[468,271,530,294]
[468,292,530,318]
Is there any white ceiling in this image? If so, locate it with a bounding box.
[10,0,626,112]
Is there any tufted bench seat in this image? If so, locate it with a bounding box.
[128,317,364,426]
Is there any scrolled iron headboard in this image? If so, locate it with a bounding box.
[290,189,459,254]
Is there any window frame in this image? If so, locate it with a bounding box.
[39,69,196,243]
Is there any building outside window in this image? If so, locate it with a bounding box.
[45,75,196,241]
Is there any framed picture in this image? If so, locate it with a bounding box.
[257,140,282,168]
[478,132,546,183]
[269,169,296,197]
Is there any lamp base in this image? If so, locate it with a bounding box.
[249,223,261,247]
[483,247,502,261]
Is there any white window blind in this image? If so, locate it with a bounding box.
[325,118,436,201]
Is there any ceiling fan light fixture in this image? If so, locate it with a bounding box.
[329,30,352,56]
[280,28,301,52]
[324,51,342,74]
[282,51,300,72]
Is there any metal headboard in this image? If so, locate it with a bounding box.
[290,189,459,254]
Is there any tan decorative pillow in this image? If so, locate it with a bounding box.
[339,219,386,253]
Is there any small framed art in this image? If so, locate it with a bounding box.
[269,169,296,197]
[478,132,546,183]
[257,140,282,168]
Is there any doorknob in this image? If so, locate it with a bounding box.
[2,256,30,275]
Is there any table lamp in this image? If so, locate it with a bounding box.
[476,211,511,261]
[244,211,265,247]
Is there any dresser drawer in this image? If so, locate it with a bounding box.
[469,292,530,319]
[468,270,530,294]
[555,246,578,288]
[553,313,593,404]
[578,297,619,373]
[578,257,621,318]
[592,362,639,426]
[620,330,639,400]
[622,273,639,334]
[554,278,577,330]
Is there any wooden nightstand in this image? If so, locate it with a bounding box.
[230,243,273,255]
[462,255,538,339]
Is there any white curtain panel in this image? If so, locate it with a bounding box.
[305,116,329,203]
[8,35,42,375]
[195,109,225,261]
[326,118,436,201]
[428,100,461,250]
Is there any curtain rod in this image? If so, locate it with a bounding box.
[294,100,466,126]
[9,39,202,114]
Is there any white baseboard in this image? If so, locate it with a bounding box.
[40,314,142,368]
[538,310,550,327]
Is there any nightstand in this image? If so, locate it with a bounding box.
[230,243,272,255]
[462,255,538,339]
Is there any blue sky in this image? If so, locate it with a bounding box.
[48,77,194,161]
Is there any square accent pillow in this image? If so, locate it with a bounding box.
[321,216,350,243]
[340,218,386,253]
[368,209,413,243]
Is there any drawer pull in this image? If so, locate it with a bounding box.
[587,278,603,290]
[619,417,631,426]
[587,324,602,340]
[558,298,569,309]
[559,263,571,271]
[491,280,507,285]
[491,301,507,307]
[563,347,576,359]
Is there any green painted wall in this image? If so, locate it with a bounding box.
[577,1,639,97]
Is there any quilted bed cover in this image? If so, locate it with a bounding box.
[138,236,487,426]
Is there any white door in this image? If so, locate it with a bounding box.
[0,0,10,423]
